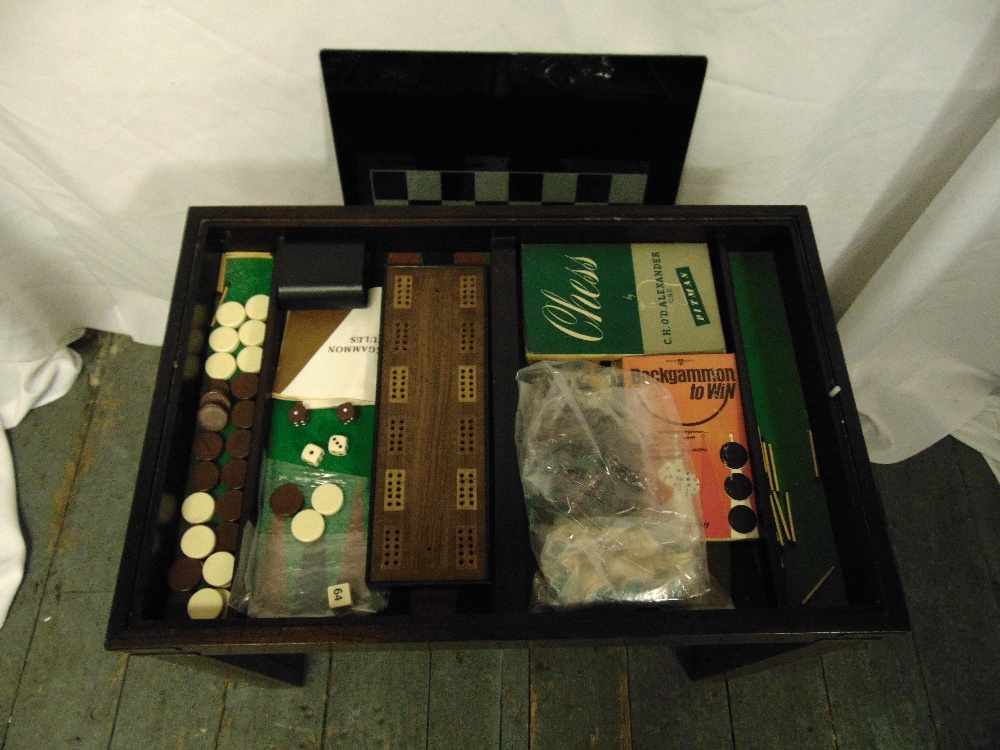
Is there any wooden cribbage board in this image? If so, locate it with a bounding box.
[369,265,489,584]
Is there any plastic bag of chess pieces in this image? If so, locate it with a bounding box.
[515,361,712,608]
[231,457,388,617]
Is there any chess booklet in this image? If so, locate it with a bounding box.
[521,243,725,360]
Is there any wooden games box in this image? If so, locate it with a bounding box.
[106,205,907,678]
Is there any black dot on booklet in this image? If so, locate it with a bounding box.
[720,441,748,469]
[724,473,753,501]
[728,504,758,534]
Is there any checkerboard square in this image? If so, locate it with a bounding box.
[371,170,408,201]
[541,173,578,204]
[609,173,648,204]
[575,173,613,203]
[405,170,442,202]
[508,172,544,203]
[441,171,476,201]
[474,171,509,203]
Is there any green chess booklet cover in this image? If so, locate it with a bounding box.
[521,243,725,360]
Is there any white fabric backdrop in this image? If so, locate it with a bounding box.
[0,351,81,626]
[2,0,999,625]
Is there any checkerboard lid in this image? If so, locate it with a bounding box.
[320,50,706,206]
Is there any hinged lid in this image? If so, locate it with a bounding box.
[320,51,706,206]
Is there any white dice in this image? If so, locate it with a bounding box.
[301,443,325,467]
[327,582,352,609]
[658,458,700,503]
[328,434,349,457]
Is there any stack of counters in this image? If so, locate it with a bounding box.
[206,300,244,378]
[170,291,271,620]
[167,558,202,593]
[230,372,258,400]
[215,521,240,552]
[270,483,305,517]
[180,524,216,559]
[215,300,246,328]
[202,551,235,588]
[238,294,268,374]
[181,492,215,524]
[194,432,224,461]
[236,345,262,374]
[205,294,269,379]
[205,351,238,380]
[238,319,266,346]
[311,482,344,516]
[245,293,269,321]
[208,325,240,354]
[188,587,227,619]
[268,482,329,543]
[291,508,325,543]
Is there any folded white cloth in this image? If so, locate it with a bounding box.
[0,347,82,628]
[953,390,1000,484]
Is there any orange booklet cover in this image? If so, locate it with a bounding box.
[622,353,759,540]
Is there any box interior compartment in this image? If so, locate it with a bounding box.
[108,206,907,653]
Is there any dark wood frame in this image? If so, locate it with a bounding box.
[107,206,907,677]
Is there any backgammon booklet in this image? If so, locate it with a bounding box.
[622,352,759,540]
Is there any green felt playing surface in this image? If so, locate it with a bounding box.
[268,401,375,477]
[219,254,273,306]
[727,251,846,607]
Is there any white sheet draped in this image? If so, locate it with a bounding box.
[841,116,1000,466]
[0,350,82,627]
[2,0,999,625]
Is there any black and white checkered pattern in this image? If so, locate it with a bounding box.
[370,170,648,206]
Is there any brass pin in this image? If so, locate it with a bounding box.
[217,254,231,293]
[766,443,780,492]
[771,490,791,542]
[759,436,776,491]
[807,429,819,478]
[211,284,231,327]
[769,492,785,547]
[785,491,797,542]
[801,566,836,604]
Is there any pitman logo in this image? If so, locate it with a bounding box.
[676,266,710,326]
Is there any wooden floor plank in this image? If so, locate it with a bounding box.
[48,337,160,594]
[15,333,1000,748]
[4,591,127,749]
[109,655,228,750]
[324,648,430,749]
[427,647,503,750]
[627,644,733,750]
[1,334,101,742]
[949,438,1000,603]
[727,657,833,750]
[216,653,329,750]
[873,438,1000,750]
[821,636,935,750]
[529,645,631,750]
[500,647,530,750]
